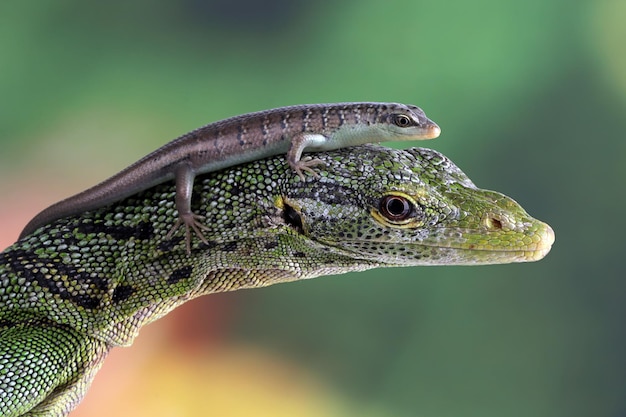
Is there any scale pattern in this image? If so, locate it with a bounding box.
[0,145,553,416]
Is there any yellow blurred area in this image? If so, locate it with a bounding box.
[75,320,385,417]
[588,0,626,100]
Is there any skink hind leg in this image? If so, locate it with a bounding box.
[165,212,210,254]
[166,162,210,254]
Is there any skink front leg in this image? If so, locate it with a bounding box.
[287,133,328,180]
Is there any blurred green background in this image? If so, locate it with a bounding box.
[1,1,624,416]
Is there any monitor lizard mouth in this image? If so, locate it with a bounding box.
[317,221,555,266]
[438,220,555,259]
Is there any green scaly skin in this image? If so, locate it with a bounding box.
[0,145,554,416]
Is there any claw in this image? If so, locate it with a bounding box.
[165,212,209,254]
[291,158,325,180]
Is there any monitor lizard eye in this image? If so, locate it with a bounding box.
[380,195,413,221]
[392,114,413,128]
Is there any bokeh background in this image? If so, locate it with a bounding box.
[1,1,624,416]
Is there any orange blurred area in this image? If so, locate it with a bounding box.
[74,309,363,417]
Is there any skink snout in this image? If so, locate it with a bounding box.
[422,119,441,139]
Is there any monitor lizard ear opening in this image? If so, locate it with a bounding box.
[282,200,305,234]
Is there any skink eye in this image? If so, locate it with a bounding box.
[393,114,413,128]
[380,195,412,221]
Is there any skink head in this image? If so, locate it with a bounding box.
[348,102,441,142]
[388,103,441,139]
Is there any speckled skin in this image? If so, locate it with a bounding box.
[19,102,441,253]
[0,145,553,416]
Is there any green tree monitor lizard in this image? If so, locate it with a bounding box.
[0,145,554,416]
